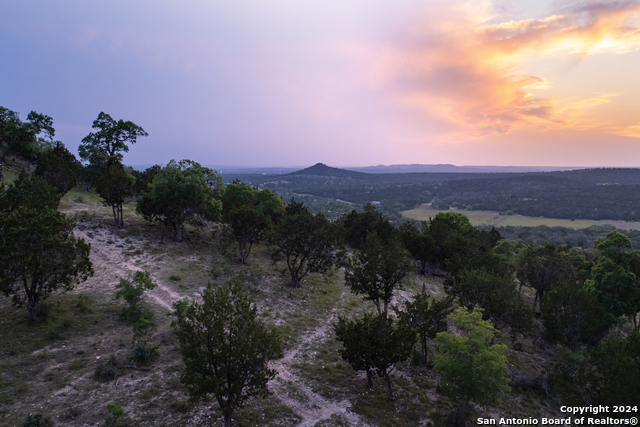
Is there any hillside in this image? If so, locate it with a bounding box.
[0,186,574,427]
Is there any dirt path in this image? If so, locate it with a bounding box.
[73,225,186,311]
[269,296,372,427]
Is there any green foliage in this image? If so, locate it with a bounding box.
[105,401,125,426]
[1,171,60,211]
[95,354,119,381]
[171,281,282,427]
[434,307,510,407]
[339,204,394,249]
[95,160,135,227]
[0,176,93,320]
[397,285,453,365]
[23,413,54,427]
[78,112,147,168]
[445,269,533,337]
[132,312,157,362]
[542,283,606,347]
[34,141,81,196]
[586,231,640,330]
[136,159,223,241]
[222,181,284,264]
[132,164,161,197]
[399,221,436,274]
[516,243,578,314]
[114,270,157,321]
[582,331,640,407]
[334,312,416,400]
[1,106,55,180]
[268,199,343,287]
[344,230,412,315]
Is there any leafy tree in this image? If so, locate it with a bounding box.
[344,230,412,315]
[136,159,223,241]
[397,285,453,365]
[434,307,510,421]
[334,312,416,401]
[586,231,640,330]
[171,282,282,427]
[115,270,157,321]
[542,283,606,347]
[221,182,284,264]
[132,164,161,198]
[268,199,343,287]
[34,141,82,196]
[516,243,577,315]
[23,413,54,427]
[445,268,533,336]
[582,331,640,407]
[399,221,437,274]
[95,160,136,227]
[1,171,60,211]
[0,177,93,320]
[339,203,394,249]
[1,106,55,180]
[78,112,147,168]
[429,211,474,267]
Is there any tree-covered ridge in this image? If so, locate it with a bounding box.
[226,166,640,222]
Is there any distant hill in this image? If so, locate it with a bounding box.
[286,163,368,178]
[345,164,587,174]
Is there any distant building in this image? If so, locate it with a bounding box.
[371,201,381,205]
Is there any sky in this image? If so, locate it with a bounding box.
[2,0,640,167]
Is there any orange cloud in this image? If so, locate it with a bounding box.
[377,0,640,140]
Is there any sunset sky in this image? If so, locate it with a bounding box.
[2,0,640,167]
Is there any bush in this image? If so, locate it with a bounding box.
[23,413,54,427]
[105,401,125,426]
[95,354,118,381]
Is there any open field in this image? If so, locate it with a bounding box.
[402,206,640,231]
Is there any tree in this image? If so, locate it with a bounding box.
[34,142,82,196]
[399,221,437,274]
[586,231,640,330]
[445,268,533,336]
[115,270,157,321]
[136,159,223,241]
[397,285,453,365]
[78,112,148,168]
[582,331,640,407]
[0,177,93,320]
[95,160,136,227]
[171,282,282,427]
[542,282,606,347]
[268,199,343,287]
[339,203,394,249]
[334,312,416,401]
[1,107,55,181]
[434,307,510,421]
[221,182,284,264]
[516,243,577,315]
[132,164,161,199]
[344,230,413,316]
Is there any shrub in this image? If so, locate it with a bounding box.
[105,401,125,426]
[23,413,54,427]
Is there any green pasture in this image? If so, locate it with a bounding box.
[402,206,640,231]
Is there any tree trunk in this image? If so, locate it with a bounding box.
[422,336,429,366]
[112,204,118,226]
[383,370,395,401]
[0,162,3,182]
[27,294,41,321]
[224,411,232,427]
[366,370,373,388]
[174,222,182,242]
[119,204,124,228]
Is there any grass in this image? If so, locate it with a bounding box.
[402,206,640,231]
[0,183,572,426]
